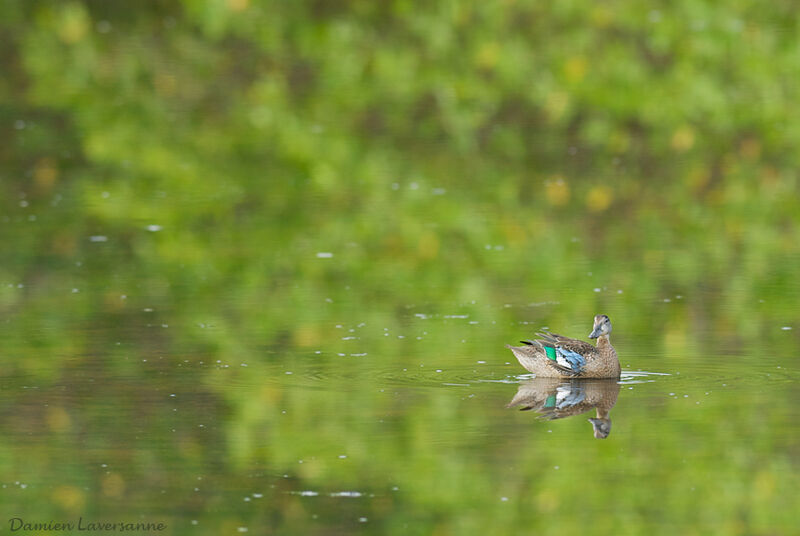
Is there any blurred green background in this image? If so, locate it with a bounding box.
[1,1,799,534]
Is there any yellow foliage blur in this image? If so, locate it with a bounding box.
[585,185,613,212]
[545,177,570,206]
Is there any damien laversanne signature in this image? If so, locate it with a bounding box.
[8,517,166,532]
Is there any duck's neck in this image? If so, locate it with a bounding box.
[597,335,613,350]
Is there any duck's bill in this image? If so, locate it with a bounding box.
[588,328,600,339]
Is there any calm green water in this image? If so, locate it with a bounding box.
[1,260,798,535]
[3,2,800,534]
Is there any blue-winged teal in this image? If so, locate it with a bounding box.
[506,314,620,379]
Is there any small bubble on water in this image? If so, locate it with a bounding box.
[781,326,792,330]
[316,252,333,258]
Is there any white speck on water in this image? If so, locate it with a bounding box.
[501,497,509,502]
[781,326,792,330]
[414,313,429,319]
[191,520,198,525]
[243,496,251,502]
[350,353,367,357]
[338,455,347,459]
[391,182,400,190]
[143,308,153,312]
[330,491,362,497]
[338,353,346,356]
[663,298,671,303]
[341,336,357,340]
[435,369,443,373]
[316,252,333,258]
[554,466,560,470]
[432,187,446,195]
[71,288,79,293]
[89,235,108,242]
[358,517,368,523]
[397,335,404,339]
[146,224,162,232]
[617,289,623,294]
[669,393,675,396]
[444,314,469,319]
[253,493,263,498]
[237,528,248,533]
[240,363,248,367]
[477,360,486,364]
[684,394,689,398]
[593,288,601,292]
[285,371,293,375]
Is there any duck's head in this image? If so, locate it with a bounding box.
[588,417,612,439]
[588,314,612,339]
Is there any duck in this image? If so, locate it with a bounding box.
[506,377,620,438]
[505,314,620,379]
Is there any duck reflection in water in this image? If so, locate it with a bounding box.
[507,378,620,439]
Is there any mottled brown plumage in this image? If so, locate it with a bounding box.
[505,314,620,379]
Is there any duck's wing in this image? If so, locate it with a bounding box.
[535,332,596,356]
[530,332,594,374]
[512,340,583,375]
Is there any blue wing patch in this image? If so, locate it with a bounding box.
[555,347,586,373]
